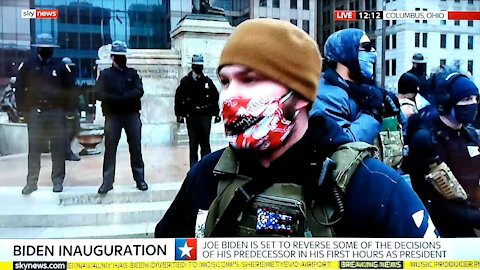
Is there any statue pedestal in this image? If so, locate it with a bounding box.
[170,15,233,146]
[170,14,234,80]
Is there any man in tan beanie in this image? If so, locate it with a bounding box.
[155,19,436,239]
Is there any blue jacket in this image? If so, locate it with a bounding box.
[155,115,437,238]
[310,71,381,144]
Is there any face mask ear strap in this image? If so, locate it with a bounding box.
[280,91,294,104]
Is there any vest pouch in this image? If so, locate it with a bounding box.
[236,183,308,237]
[375,117,404,168]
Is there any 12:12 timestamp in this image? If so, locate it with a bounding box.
[357,11,383,20]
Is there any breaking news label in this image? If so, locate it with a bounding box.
[334,10,480,21]
[0,238,480,269]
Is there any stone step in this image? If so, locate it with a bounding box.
[0,183,181,206]
[58,182,182,206]
[0,221,157,239]
[0,200,172,228]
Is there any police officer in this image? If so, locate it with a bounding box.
[62,57,81,161]
[403,66,480,237]
[174,54,220,168]
[15,33,75,194]
[96,41,148,194]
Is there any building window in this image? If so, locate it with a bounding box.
[468,36,474,50]
[393,20,397,25]
[422,33,427,48]
[415,33,420,47]
[441,19,446,25]
[468,21,473,27]
[273,0,280,8]
[454,35,460,49]
[440,34,446,48]
[386,36,390,50]
[415,8,420,23]
[468,60,473,75]
[392,59,396,76]
[302,20,309,34]
[423,8,427,24]
[454,20,460,26]
[259,0,267,7]
[303,0,309,10]
[386,20,390,27]
[440,59,446,66]
[386,60,390,76]
[392,34,396,49]
[468,0,474,4]
[454,60,461,69]
[290,0,297,9]
[454,0,460,2]
[290,19,297,25]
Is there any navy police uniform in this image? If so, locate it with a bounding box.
[15,34,75,194]
[175,55,220,168]
[96,40,148,194]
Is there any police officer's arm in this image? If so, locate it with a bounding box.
[61,64,77,112]
[318,89,381,144]
[208,78,220,117]
[14,62,28,113]
[123,70,144,99]
[174,78,187,117]
[95,70,122,102]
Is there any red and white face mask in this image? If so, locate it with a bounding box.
[222,92,298,152]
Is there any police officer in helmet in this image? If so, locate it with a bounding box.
[15,33,75,194]
[96,41,148,194]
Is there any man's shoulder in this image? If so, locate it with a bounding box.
[126,67,139,74]
[350,157,404,194]
[188,148,226,178]
[100,67,113,74]
[318,77,348,98]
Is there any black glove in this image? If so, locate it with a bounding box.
[214,116,221,123]
[176,116,185,124]
[348,82,384,123]
[380,89,401,118]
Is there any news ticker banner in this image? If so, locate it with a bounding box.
[0,238,480,270]
[334,10,480,21]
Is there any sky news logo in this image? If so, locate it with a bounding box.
[21,9,58,19]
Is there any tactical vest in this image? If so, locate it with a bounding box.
[203,142,377,237]
[374,116,404,168]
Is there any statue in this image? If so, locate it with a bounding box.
[192,0,225,16]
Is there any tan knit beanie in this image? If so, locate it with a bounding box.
[218,18,322,103]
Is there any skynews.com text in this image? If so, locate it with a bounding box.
[13,261,67,270]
